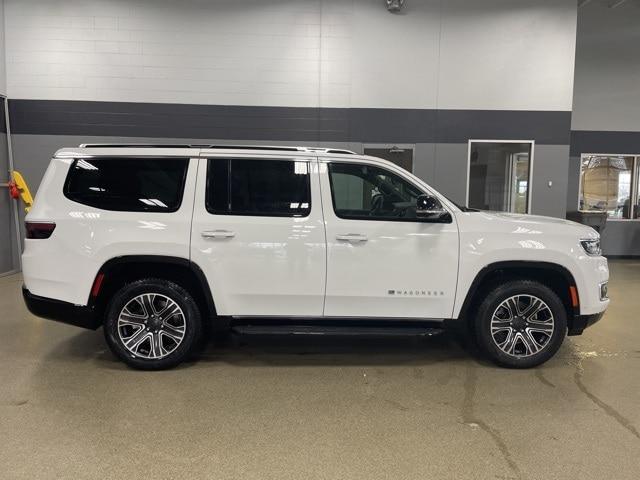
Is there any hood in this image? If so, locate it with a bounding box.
[459,210,599,239]
[482,211,580,227]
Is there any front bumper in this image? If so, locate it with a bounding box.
[22,286,101,330]
[567,311,605,336]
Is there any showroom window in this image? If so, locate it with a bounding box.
[328,162,427,221]
[579,154,640,219]
[467,140,533,214]
[206,159,311,217]
[64,157,189,212]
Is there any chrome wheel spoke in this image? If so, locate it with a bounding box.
[119,315,146,327]
[117,293,186,360]
[490,294,554,358]
[150,332,166,358]
[504,297,521,317]
[501,331,518,355]
[528,324,553,336]
[522,299,544,321]
[162,323,185,342]
[123,328,150,351]
[491,319,512,329]
[158,302,181,321]
[520,330,541,355]
[139,294,158,316]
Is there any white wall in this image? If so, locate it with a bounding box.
[571,1,640,132]
[0,0,6,96]
[438,0,576,111]
[5,0,577,111]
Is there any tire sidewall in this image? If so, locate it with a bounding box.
[104,279,202,370]
[475,280,567,368]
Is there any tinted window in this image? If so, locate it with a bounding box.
[207,159,311,217]
[64,157,188,212]
[328,162,425,221]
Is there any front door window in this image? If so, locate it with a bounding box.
[328,162,427,221]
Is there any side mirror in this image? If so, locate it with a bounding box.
[416,194,450,222]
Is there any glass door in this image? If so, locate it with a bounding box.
[467,140,534,214]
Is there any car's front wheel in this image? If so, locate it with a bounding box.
[104,278,202,370]
[474,280,567,368]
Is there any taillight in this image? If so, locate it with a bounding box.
[25,222,56,239]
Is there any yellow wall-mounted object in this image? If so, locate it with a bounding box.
[11,171,34,213]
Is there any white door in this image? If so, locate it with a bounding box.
[319,158,459,319]
[191,154,326,317]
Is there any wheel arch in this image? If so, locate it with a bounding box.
[89,255,217,326]
[457,261,579,325]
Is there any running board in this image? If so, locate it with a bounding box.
[231,324,444,337]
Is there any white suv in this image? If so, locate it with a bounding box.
[22,145,609,369]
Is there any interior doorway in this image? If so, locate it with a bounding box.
[363,145,414,173]
[467,140,534,214]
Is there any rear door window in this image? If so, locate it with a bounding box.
[206,158,311,217]
[64,157,188,212]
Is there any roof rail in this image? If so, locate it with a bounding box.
[78,143,207,148]
[77,143,356,154]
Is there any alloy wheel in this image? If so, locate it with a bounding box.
[117,293,186,359]
[490,294,555,358]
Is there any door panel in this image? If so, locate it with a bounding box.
[320,159,459,319]
[191,156,326,317]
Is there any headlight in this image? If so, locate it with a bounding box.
[580,238,601,256]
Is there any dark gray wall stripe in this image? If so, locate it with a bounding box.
[570,130,640,156]
[0,101,6,134]
[8,99,571,145]
[435,110,571,145]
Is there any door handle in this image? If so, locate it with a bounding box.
[336,233,368,243]
[201,230,236,239]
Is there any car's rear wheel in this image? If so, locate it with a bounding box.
[104,278,202,370]
[474,280,567,368]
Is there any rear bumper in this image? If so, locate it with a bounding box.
[567,311,605,336]
[22,286,101,330]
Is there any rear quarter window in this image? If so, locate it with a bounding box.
[64,157,188,212]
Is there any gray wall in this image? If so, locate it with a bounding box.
[571,1,640,133]
[1,101,19,274]
[569,1,640,255]
[531,145,571,218]
[0,131,16,274]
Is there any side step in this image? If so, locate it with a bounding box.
[231,324,444,337]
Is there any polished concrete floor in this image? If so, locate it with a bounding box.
[1,261,639,480]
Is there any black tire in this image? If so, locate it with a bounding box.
[104,278,202,370]
[474,280,567,368]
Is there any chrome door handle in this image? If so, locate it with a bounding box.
[201,230,236,239]
[336,233,368,243]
